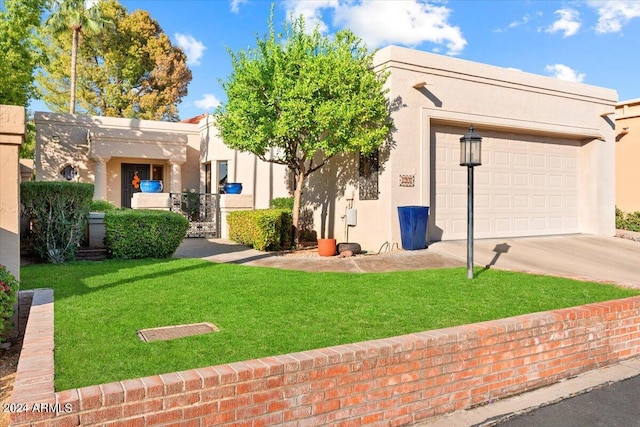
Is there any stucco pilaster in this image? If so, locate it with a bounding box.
[169,161,184,193]
[0,105,26,280]
[91,156,111,201]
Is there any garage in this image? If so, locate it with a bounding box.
[432,124,582,241]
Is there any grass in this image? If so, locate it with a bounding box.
[20,259,640,391]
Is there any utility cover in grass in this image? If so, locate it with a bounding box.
[137,322,219,342]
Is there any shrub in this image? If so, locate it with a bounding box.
[269,197,294,211]
[21,182,94,263]
[227,209,292,251]
[616,207,640,232]
[0,264,19,341]
[104,210,189,259]
[90,199,116,212]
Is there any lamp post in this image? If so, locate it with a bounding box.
[459,126,482,279]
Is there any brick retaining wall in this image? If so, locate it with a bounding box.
[10,290,640,426]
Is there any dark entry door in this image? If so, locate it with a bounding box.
[121,164,150,208]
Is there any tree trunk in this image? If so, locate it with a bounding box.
[69,28,79,114]
[291,171,306,247]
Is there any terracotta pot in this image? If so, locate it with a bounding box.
[317,238,337,257]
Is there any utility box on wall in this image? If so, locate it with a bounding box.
[346,209,357,226]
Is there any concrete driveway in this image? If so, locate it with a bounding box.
[428,234,640,288]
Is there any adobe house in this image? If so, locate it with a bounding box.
[305,46,617,251]
[615,98,640,213]
[0,105,26,280]
[35,45,617,250]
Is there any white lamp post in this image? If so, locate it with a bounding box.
[459,126,482,279]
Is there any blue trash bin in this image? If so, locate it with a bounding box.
[397,206,429,250]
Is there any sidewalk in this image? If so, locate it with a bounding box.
[417,357,640,426]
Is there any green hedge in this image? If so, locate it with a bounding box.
[0,264,19,341]
[21,181,94,263]
[227,209,292,251]
[90,199,117,212]
[104,210,189,259]
[616,207,640,232]
[269,197,294,210]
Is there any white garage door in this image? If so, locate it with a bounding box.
[433,125,580,240]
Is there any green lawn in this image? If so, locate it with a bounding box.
[21,259,640,391]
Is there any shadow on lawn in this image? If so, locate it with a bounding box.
[23,258,218,301]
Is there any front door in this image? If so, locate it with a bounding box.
[121,164,150,208]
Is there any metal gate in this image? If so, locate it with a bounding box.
[170,192,220,238]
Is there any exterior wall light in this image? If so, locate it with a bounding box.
[459,126,482,279]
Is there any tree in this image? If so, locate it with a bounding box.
[0,0,47,107]
[45,0,112,114]
[215,15,392,245]
[38,0,191,121]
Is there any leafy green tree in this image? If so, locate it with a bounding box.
[0,0,47,107]
[38,0,191,121]
[44,0,112,113]
[215,15,392,244]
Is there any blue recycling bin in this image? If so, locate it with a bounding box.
[398,206,429,250]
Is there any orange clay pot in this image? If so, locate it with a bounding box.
[317,238,337,257]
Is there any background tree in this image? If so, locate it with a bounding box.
[45,0,112,114]
[0,0,47,107]
[215,15,392,245]
[38,0,191,121]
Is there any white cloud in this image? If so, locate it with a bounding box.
[174,33,206,66]
[230,0,248,14]
[588,0,640,33]
[545,64,585,83]
[194,94,221,110]
[284,0,338,33]
[284,0,466,55]
[546,8,581,37]
[495,14,532,33]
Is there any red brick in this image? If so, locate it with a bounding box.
[77,385,102,410]
[145,408,183,425]
[140,376,164,398]
[120,379,145,401]
[164,391,200,410]
[160,372,184,395]
[104,417,146,427]
[122,399,163,417]
[177,369,203,391]
[100,382,125,406]
[183,401,219,419]
[79,406,124,425]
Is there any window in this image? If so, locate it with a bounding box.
[359,150,379,200]
[204,162,212,194]
[217,160,228,193]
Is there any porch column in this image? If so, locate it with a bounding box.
[92,156,110,200]
[0,105,25,281]
[169,161,183,193]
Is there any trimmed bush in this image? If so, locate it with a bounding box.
[104,210,189,259]
[616,207,640,232]
[227,209,292,251]
[269,197,294,210]
[21,182,94,263]
[0,264,19,341]
[90,199,117,212]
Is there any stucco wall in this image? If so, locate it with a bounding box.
[615,99,640,212]
[35,113,201,207]
[307,46,617,251]
[0,105,25,280]
[199,115,290,209]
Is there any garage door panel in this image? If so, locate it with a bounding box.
[433,125,580,240]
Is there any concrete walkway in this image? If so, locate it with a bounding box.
[428,234,640,289]
[173,238,465,273]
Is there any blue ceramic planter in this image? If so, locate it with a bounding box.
[223,183,243,194]
[140,180,163,193]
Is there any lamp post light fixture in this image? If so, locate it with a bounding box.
[459,126,482,279]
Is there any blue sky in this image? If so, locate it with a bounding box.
[33,0,640,120]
